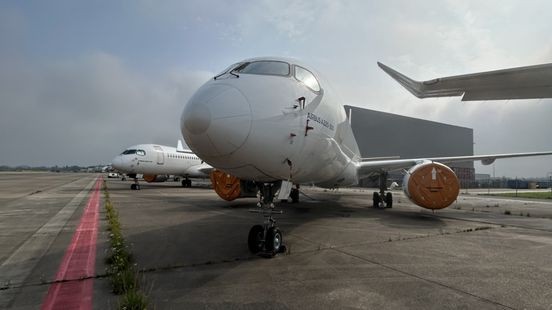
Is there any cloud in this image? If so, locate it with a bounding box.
[0,51,212,166]
[0,1,551,177]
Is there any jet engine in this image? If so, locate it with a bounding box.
[209,170,257,201]
[402,162,460,210]
[143,174,169,183]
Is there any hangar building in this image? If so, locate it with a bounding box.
[344,105,475,187]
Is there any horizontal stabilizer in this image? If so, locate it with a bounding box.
[378,62,552,101]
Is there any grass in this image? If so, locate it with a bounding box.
[487,191,552,200]
[103,180,149,309]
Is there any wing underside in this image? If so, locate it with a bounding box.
[357,151,552,179]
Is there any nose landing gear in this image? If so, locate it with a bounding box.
[129,174,141,190]
[247,183,287,257]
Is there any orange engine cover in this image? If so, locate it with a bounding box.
[143,174,157,182]
[403,162,460,210]
[210,170,241,201]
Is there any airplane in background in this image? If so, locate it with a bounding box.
[111,141,211,190]
[180,57,552,256]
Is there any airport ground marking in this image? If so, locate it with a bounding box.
[0,176,97,308]
[41,177,102,310]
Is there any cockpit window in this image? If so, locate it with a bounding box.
[234,61,290,76]
[214,62,243,79]
[136,150,146,156]
[294,66,320,92]
[121,149,136,155]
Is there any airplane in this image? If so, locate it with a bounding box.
[180,57,552,256]
[111,141,212,190]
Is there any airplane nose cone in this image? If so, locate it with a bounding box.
[181,84,252,157]
[184,102,211,135]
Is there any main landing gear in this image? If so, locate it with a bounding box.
[247,183,287,257]
[181,177,192,188]
[128,174,140,190]
[373,172,392,208]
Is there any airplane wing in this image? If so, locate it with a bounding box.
[182,163,213,177]
[357,151,552,179]
[378,62,552,101]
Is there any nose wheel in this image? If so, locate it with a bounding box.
[248,183,287,257]
[130,176,141,190]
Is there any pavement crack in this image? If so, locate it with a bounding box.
[329,247,515,309]
[0,274,109,291]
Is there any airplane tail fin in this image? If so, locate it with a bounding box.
[176,140,186,152]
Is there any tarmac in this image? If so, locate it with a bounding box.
[1,172,552,309]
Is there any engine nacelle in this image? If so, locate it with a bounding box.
[403,162,460,210]
[143,174,168,183]
[209,170,257,201]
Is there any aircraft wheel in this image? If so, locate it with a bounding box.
[186,180,192,187]
[248,225,264,254]
[131,184,136,190]
[265,227,282,255]
[181,180,188,187]
[385,192,393,208]
[372,192,381,208]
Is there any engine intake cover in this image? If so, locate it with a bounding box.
[143,174,168,182]
[210,170,241,201]
[403,162,460,210]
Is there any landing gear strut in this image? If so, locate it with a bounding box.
[290,184,300,203]
[129,174,140,190]
[247,183,286,257]
[373,172,392,208]
[181,177,192,188]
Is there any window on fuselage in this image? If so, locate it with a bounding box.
[234,61,290,76]
[121,149,136,155]
[294,65,320,92]
[137,150,146,156]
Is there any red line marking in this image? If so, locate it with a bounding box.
[41,177,102,310]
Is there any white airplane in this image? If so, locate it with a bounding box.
[180,57,552,256]
[111,141,211,190]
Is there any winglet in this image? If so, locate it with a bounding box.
[378,62,464,99]
[176,140,186,152]
[378,62,425,98]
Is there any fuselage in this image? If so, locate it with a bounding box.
[181,57,361,187]
[111,144,208,177]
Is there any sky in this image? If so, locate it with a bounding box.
[0,0,551,178]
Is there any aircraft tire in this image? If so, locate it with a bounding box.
[248,225,265,254]
[372,192,381,208]
[266,227,282,255]
[385,192,393,208]
[131,184,136,190]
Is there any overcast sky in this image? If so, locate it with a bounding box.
[1,0,551,177]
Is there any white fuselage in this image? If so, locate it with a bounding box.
[181,57,361,187]
[111,144,208,178]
